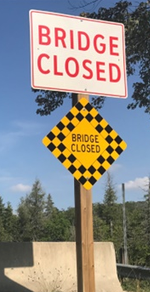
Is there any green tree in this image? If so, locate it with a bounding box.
[0,218,5,241]
[43,209,71,241]
[103,173,117,206]
[17,179,45,241]
[127,203,147,265]
[17,197,32,241]
[0,196,5,219]
[44,193,54,218]
[92,203,109,241]
[34,1,150,115]
[103,175,124,259]
[26,179,45,241]
[93,214,109,241]
[0,199,19,241]
[0,197,6,241]
[140,177,150,265]
[43,193,72,241]
[88,1,150,113]
[65,207,76,241]
[103,172,117,237]
[3,202,14,241]
[143,177,150,245]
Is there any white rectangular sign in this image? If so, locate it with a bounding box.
[29,10,128,98]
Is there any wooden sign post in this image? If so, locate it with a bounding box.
[72,93,95,292]
[42,93,127,292]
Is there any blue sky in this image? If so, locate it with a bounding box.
[0,0,150,212]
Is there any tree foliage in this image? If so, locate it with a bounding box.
[17,179,46,241]
[1,178,150,267]
[103,173,117,238]
[87,0,150,113]
[33,1,150,115]
[34,90,70,116]
[0,197,18,241]
[43,209,71,241]
[44,193,54,218]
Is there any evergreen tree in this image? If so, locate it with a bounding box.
[0,196,5,219]
[65,207,76,241]
[0,199,18,241]
[0,196,6,241]
[93,215,109,242]
[143,177,150,245]
[92,203,108,241]
[44,193,54,218]
[0,217,5,241]
[103,173,117,206]
[127,203,147,265]
[103,172,117,238]
[142,177,150,265]
[17,179,45,241]
[17,197,32,241]
[3,202,14,241]
[26,179,45,241]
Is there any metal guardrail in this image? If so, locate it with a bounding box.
[117,264,150,280]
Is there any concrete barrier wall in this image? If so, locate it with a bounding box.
[0,242,123,292]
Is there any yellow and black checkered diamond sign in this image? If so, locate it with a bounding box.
[42,98,127,190]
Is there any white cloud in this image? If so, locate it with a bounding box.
[123,176,149,190]
[10,183,31,193]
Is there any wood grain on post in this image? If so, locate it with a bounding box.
[72,93,95,292]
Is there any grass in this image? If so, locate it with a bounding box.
[121,278,150,292]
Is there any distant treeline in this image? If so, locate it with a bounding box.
[0,176,150,267]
